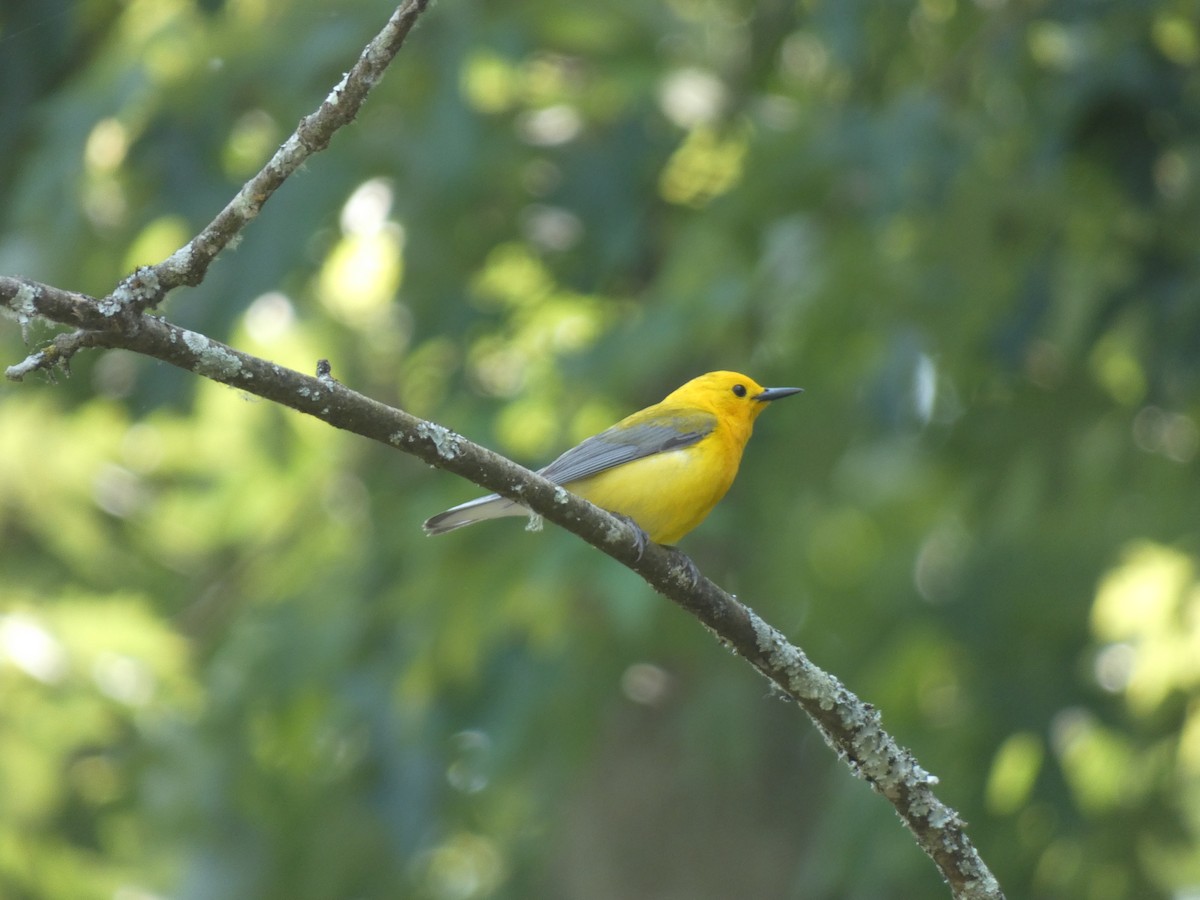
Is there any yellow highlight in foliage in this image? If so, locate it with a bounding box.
[123,216,191,273]
[318,227,404,328]
[919,0,956,25]
[495,397,561,461]
[472,243,555,309]
[1180,699,1200,775]
[1153,15,1199,66]
[422,832,506,898]
[223,110,279,178]
[659,126,749,208]
[464,243,620,462]
[1027,21,1081,70]
[400,337,459,415]
[463,51,520,114]
[985,732,1044,815]
[1092,542,1200,715]
[468,337,529,398]
[1054,711,1137,814]
[1093,543,1191,637]
[120,0,187,43]
[462,50,580,115]
[569,400,622,447]
[84,119,130,174]
[227,0,270,26]
[1034,839,1085,896]
[1088,330,1146,406]
[83,122,132,227]
[127,0,202,87]
[523,54,574,107]
[467,243,613,394]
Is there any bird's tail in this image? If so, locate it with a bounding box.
[423,493,528,535]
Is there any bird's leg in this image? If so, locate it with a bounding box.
[664,546,703,590]
[610,513,651,560]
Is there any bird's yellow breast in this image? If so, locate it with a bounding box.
[565,428,744,544]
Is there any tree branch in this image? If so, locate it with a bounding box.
[140,0,430,300]
[4,0,431,379]
[1,274,1003,900]
[0,3,1004,897]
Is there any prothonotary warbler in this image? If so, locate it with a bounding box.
[423,371,802,544]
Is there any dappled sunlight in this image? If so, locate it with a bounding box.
[985,732,1044,817]
[339,177,395,237]
[237,289,368,386]
[222,109,280,178]
[1026,21,1091,71]
[1039,543,1200,887]
[446,729,493,794]
[82,118,132,228]
[318,179,405,330]
[1051,708,1140,816]
[0,613,67,684]
[241,291,296,344]
[658,68,728,128]
[317,227,405,327]
[471,242,556,311]
[658,125,749,208]
[0,397,134,575]
[518,204,583,252]
[1152,15,1200,66]
[0,593,199,893]
[461,49,590,144]
[1088,328,1148,408]
[84,118,130,174]
[779,31,834,91]
[465,242,620,455]
[117,0,196,64]
[913,520,970,605]
[494,395,559,460]
[122,216,190,273]
[419,832,507,900]
[6,0,1200,896]
[1132,405,1199,464]
[462,51,521,114]
[517,104,583,146]
[1091,543,1200,716]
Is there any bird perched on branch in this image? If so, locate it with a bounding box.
[423,370,802,545]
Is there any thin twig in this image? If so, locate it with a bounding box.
[139,0,430,301]
[4,0,431,379]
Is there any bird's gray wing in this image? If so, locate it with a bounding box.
[538,411,717,485]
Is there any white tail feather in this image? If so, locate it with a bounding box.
[423,494,529,535]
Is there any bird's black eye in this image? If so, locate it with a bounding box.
[732,384,747,397]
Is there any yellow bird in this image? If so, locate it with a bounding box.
[423,371,802,544]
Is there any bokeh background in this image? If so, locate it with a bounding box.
[3,0,1200,897]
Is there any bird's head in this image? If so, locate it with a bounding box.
[663,371,803,423]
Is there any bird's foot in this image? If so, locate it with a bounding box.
[612,513,651,560]
[664,546,703,590]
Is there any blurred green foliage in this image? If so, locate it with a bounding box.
[2,0,1200,897]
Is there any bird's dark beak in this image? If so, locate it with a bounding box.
[754,386,804,402]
